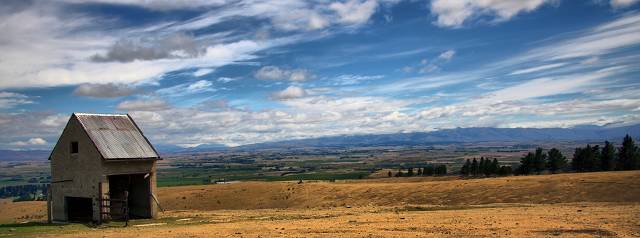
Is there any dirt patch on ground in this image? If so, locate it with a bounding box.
[537,228,618,237]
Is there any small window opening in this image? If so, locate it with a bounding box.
[71,142,79,154]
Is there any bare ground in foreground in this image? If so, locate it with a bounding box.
[1,171,639,237]
[50,203,640,237]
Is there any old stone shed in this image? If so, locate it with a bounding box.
[48,113,160,223]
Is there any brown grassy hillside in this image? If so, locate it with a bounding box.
[159,171,640,211]
[0,199,46,223]
[1,171,639,237]
[1,171,638,224]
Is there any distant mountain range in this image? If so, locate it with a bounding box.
[231,124,640,150]
[2,124,639,160]
[154,142,228,154]
[0,150,50,161]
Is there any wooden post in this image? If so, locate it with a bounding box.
[124,191,129,227]
[47,185,52,224]
[98,183,102,225]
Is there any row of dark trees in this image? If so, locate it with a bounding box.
[0,184,48,201]
[389,164,448,177]
[460,157,513,177]
[385,135,638,179]
[518,134,639,175]
[572,135,639,172]
[517,147,567,175]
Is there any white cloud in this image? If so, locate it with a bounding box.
[268,6,330,31]
[40,114,68,128]
[481,67,619,103]
[73,83,138,98]
[0,0,394,90]
[11,137,47,146]
[438,50,456,61]
[1,1,639,149]
[289,69,311,81]
[0,92,26,98]
[272,86,308,100]
[0,2,320,90]
[609,0,639,8]
[514,13,640,62]
[255,66,312,81]
[90,32,202,63]
[331,74,384,86]
[255,66,286,80]
[28,138,47,145]
[0,112,73,149]
[0,4,113,89]
[329,0,379,25]
[430,0,550,28]
[419,65,440,74]
[117,99,170,111]
[157,80,215,97]
[0,34,267,88]
[308,12,329,30]
[61,0,229,10]
[404,49,456,74]
[118,95,415,146]
[581,57,600,65]
[375,47,431,59]
[187,80,214,92]
[509,63,566,75]
[165,0,384,32]
[193,68,215,77]
[0,92,34,109]
[217,77,238,83]
[419,106,457,120]
[498,110,640,128]
[413,96,640,129]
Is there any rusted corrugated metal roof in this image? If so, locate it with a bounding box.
[74,113,159,160]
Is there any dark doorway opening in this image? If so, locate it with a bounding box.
[66,197,93,222]
[108,174,151,219]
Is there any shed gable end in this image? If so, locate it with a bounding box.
[49,114,101,162]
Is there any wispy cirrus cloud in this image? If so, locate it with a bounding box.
[364,12,640,131]
[156,80,215,97]
[330,74,384,86]
[0,92,34,109]
[73,83,138,98]
[401,49,457,74]
[609,0,640,8]
[255,66,313,81]
[117,99,170,111]
[429,0,552,28]
[0,0,387,90]
[509,63,566,75]
[1,1,639,150]
[61,0,229,11]
[512,13,640,62]
[438,50,456,61]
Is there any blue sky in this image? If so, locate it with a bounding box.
[0,0,639,149]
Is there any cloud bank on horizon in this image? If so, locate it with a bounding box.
[0,0,639,149]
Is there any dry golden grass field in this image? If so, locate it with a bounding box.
[1,171,639,237]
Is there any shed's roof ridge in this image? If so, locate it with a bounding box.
[73,112,128,117]
[73,112,160,160]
